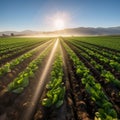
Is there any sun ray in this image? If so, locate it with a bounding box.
[54,18,65,30]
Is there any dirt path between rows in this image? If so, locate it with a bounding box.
[0,40,53,91]
[0,39,58,120]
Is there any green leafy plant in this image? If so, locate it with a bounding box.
[7,44,51,93]
[62,41,118,120]
[42,54,65,108]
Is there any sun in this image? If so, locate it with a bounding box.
[54,19,65,30]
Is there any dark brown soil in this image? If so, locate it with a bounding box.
[0,41,53,120]
[61,41,93,120]
[66,40,120,80]
[65,40,120,117]
[0,38,120,120]
[0,41,46,67]
[0,41,52,91]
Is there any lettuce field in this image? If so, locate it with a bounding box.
[0,36,120,120]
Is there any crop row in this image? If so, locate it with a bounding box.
[62,40,118,120]
[87,49,120,88]
[67,39,120,75]
[67,36,120,51]
[0,38,48,52]
[72,40,120,61]
[0,51,34,76]
[0,41,47,64]
[65,41,120,114]
[42,52,65,108]
[68,38,120,56]
[0,41,44,55]
[66,41,120,90]
[0,40,52,77]
[7,42,53,94]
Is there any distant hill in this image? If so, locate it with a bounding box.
[0,30,40,36]
[56,26,120,36]
[1,26,120,36]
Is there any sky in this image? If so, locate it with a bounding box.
[0,0,120,31]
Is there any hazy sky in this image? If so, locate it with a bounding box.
[0,0,120,31]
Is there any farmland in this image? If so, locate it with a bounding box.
[0,36,120,120]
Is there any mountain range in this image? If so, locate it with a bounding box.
[0,26,120,36]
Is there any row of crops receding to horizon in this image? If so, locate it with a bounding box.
[0,36,120,120]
